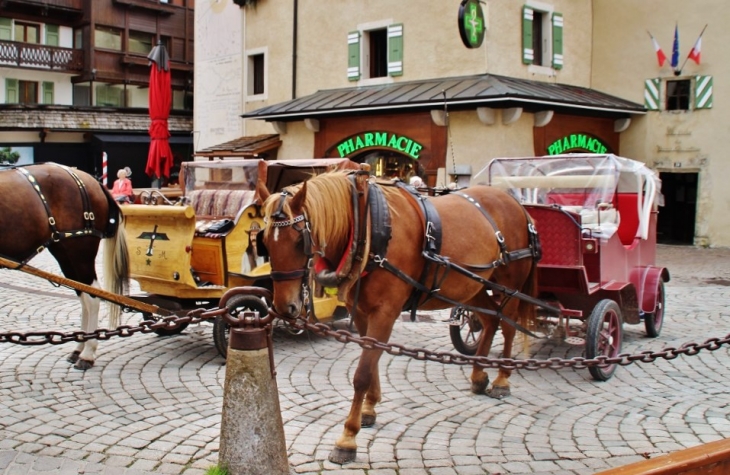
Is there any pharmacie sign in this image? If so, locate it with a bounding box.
[548,133,609,155]
[335,131,424,159]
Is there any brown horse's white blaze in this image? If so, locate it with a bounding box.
[261,171,539,464]
[0,164,129,370]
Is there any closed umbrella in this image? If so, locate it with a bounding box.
[145,41,173,188]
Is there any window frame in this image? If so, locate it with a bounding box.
[349,19,402,85]
[245,47,267,101]
[19,80,39,104]
[665,79,691,111]
[522,1,561,74]
[95,26,122,51]
[14,21,40,44]
[129,30,154,55]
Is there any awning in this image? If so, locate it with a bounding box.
[240,73,646,121]
[93,133,192,144]
[195,134,282,158]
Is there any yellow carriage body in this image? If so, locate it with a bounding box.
[123,158,359,319]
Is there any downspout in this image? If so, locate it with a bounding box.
[292,0,298,99]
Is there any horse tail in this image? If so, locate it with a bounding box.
[102,195,130,328]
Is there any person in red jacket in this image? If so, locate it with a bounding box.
[111,167,134,204]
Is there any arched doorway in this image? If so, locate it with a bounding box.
[353,150,423,182]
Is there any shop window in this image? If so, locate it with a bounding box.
[129,31,153,55]
[95,26,122,51]
[522,3,562,70]
[348,23,403,81]
[246,49,266,98]
[15,22,40,44]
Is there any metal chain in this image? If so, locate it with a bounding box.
[282,315,730,371]
[3,308,730,372]
[0,307,227,346]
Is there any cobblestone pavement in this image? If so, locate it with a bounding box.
[1,244,730,474]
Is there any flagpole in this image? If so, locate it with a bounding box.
[678,24,708,75]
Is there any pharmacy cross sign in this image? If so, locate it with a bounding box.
[458,0,485,48]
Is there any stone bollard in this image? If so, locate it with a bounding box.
[218,287,289,475]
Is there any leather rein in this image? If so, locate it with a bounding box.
[265,175,557,335]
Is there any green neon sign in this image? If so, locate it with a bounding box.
[547,133,609,155]
[336,131,424,159]
[458,0,485,49]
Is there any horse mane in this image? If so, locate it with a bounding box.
[262,170,408,253]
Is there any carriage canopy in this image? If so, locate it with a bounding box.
[476,153,662,240]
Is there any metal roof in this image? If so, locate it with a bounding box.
[195,134,282,158]
[241,73,646,121]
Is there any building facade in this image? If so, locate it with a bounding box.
[0,0,194,187]
[194,0,724,247]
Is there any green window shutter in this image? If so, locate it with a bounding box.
[42,82,54,104]
[5,79,18,104]
[387,23,403,77]
[644,78,661,111]
[0,18,12,41]
[45,24,59,46]
[694,75,713,109]
[347,31,360,81]
[552,12,563,70]
[522,6,534,64]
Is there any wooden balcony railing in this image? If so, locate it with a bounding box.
[0,41,84,72]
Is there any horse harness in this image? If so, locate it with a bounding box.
[266,173,552,336]
[12,164,109,266]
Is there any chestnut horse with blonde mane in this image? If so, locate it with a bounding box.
[0,163,129,370]
[260,170,540,464]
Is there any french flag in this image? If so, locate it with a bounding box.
[688,26,707,65]
[648,32,667,67]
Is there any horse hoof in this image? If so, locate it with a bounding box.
[487,385,510,399]
[73,359,94,371]
[361,413,376,427]
[328,446,357,464]
[67,351,80,364]
[471,379,489,395]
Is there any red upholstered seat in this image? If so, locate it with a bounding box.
[617,193,639,246]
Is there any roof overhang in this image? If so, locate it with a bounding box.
[195,134,282,158]
[241,73,646,122]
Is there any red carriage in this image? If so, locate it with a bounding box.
[450,153,669,381]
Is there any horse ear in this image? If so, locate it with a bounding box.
[290,181,307,212]
[256,179,270,204]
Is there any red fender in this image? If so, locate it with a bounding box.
[629,266,671,314]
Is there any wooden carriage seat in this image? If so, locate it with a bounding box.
[616,193,640,246]
[188,189,256,219]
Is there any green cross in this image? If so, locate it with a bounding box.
[465,4,484,45]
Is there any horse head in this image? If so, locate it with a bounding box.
[261,182,312,319]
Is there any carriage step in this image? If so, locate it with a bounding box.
[564,336,585,346]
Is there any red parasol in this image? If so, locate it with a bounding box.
[145,42,173,186]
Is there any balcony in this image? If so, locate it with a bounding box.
[0,41,83,72]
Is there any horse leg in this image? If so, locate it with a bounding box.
[486,297,522,399]
[350,311,380,428]
[72,282,101,371]
[329,313,393,464]
[470,312,499,395]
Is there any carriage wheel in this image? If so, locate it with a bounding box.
[449,307,483,356]
[144,312,190,337]
[644,281,665,338]
[585,299,623,381]
[213,294,269,359]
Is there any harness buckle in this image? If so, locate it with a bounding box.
[495,231,505,244]
[48,217,56,227]
[89,212,95,221]
[426,221,435,241]
[528,223,537,235]
[83,211,90,220]
[372,255,387,268]
[51,231,61,243]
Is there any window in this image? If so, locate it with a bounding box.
[0,18,11,41]
[348,23,403,81]
[95,26,122,51]
[42,82,54,104]
[73,83,90,106]
[95,83,124,107]
[247,50,266,97]
[15,22,40,44]
[666,80,690,111]
[45,25,59,46]
[129,31,153,55]
[522,4,563,70]
[6,79,38,104]
[74,28,83,49]
[644,76,713,111]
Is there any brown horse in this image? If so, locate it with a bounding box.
[260,170,540,464]
[0,163,129,370]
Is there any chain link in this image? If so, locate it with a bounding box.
[4,308,730,372]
